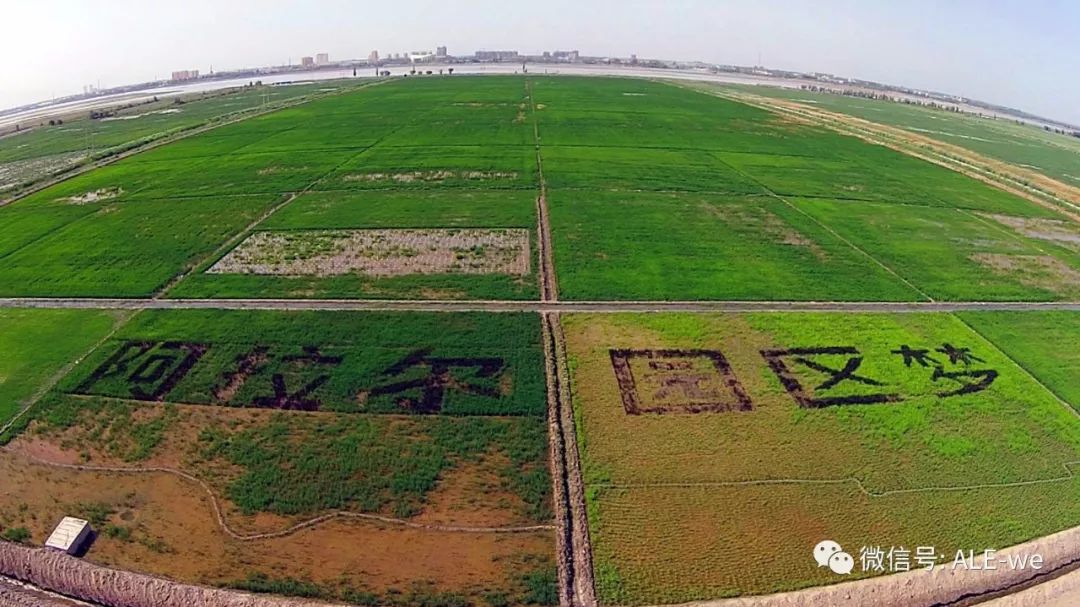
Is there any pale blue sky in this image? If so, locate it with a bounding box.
[3,0,1078,123]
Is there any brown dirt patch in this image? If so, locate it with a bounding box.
[257,165,309,176]
[207,228,531,277]
[341,170,518,183]
[0,449,551,596]
[701,202,828,260]
[970,253,1080,296]
[981,213,1080,251]
[62,187,123,205]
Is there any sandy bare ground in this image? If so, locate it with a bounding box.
[981,566,1080,606]
[208,228,531,277]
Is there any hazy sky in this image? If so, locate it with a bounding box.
[3,0,1078,123]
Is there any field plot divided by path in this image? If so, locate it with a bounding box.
[0,309,557,605]
[563,312,1080,604]
[0,76,543,300]
[530,77,1079,301]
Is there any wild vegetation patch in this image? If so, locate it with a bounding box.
[208,229,531,277]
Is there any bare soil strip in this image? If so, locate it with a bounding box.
[209,228,531,277]
[0,542,346,607]
[528,79,560,302]
[0,576,99,607]
[542,313,598,607]
[0,311,133,439]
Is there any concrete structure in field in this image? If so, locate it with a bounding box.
[170,70,199,81]
[44,517,92,556]
[475,50,519,62]
[316,53,329,65]
[300,56,314,67]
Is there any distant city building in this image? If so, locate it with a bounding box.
[300,56,314,67]
[170,70,199,81]
[369,50,379,63]
[409,51,435,63]
[630,54,638,64]
[552,50,580,62]
[475,50,519,62]
[316,53,329,65]
[436,46,448,58]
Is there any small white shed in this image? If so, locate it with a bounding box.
[44,517,92,556]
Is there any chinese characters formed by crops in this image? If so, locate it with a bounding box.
[609,349,752,414]
[72,340,510,414]
[610,343,998,414]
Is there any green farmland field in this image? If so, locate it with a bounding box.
[960,311,1080,408]
[0,71,1078,607]
[700,82,1080,188]
[1,75,1075,301]
[565,312,1080,603]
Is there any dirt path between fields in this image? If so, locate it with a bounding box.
[528,79,560,303]
[0,298,1077,313]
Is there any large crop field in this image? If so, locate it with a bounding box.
[0,72,1078,607]
[704,83,1080,189]
[564,312,1080,604]
[0,310,555,605]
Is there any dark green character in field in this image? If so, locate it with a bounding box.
[891,345,938,368]
[250,346,343,411]
[368,348,504,414]
[760,346,901,408]
[935,343,985,366]
[74,340,208,401]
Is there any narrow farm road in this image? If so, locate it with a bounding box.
[0,298,1077,313]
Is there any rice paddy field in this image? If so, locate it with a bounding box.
[702,82,1080,189]
[0,73,1078,607]
[564,312,1080,604]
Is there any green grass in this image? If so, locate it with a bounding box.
[0,195,285,296]
[0,308,119,424]
[958,311,1080,409]
[548,191,921,301]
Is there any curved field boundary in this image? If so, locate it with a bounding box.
[4,448,555,540]
[639,521,1080,607]
[597,459,1080,498]
[0,541,346,607]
